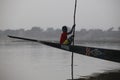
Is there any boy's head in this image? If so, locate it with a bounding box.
[62,26,67,32]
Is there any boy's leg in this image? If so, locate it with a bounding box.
[68,35,74,45]
[63,35,74,45]
[63,40,69,45]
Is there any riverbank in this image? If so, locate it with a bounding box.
[74,70,120,80]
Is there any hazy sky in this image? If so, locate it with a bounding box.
[0,0,120,30]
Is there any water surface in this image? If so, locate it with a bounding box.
[0,42,120,80]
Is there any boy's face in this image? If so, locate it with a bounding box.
[63,29,67,32]
[62,26,67,32]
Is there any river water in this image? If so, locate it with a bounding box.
[0,42,120,80]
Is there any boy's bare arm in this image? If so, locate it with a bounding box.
[67,24,75,35]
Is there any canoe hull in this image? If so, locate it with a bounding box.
[8,35,120,63]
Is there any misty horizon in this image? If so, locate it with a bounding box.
[0,26,120,43]
[0,26,120,31]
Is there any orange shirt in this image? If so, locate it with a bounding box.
[60,32,67,44]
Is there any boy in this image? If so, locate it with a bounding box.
[60,24,75,45]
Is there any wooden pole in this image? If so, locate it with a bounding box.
[71,0,77,80]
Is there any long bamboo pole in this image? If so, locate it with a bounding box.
[71,0,77,80]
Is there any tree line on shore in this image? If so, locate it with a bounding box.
[0,26,120,42]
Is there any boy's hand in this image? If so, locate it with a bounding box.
[73,24,76,28]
